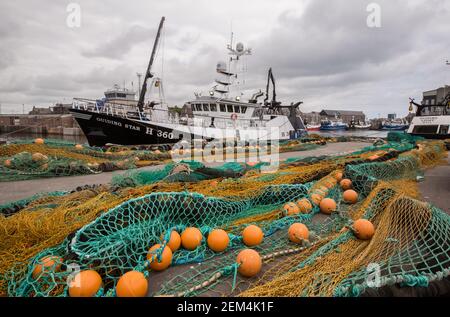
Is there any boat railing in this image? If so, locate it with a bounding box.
[72,98,271,128]
[72,98,160,122]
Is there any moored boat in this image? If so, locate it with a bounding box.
[407,92,450,139]
[320,119,348,131]
[70,17,306,147]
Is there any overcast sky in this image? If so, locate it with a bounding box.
[0,0,449,117]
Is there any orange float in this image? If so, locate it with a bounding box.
[296,198,313,213]
[288,223,309,244]
[236,249,262,277]
[343,189,358,204]
[180,227,203,250]
[352,219,375,240]
[319,198,337,214]
[147,244,173,271]
[68,270,102,297]
[368,155,379,161]
[340,179,352,190]
[32,255,62,279]
[160,230,181,252]
[242,224,264,246]
[334,171,343,182]
[207,229,230,252]
[75,144,83,150]
[283,202,300,215]
[116,271,148,297]
[4,159,11,168]
[34,138,45,145]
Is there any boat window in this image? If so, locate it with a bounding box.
[194,104,202,111]
[117,93,126,98]
[241,106,247,114]
[203,104,209,111]
[220,104,226,112]
[412,125,438,134]
[227,105,233,112]
[234,105,240,113]
[210,104,217,111]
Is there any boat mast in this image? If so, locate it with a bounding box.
[137,16,165,112]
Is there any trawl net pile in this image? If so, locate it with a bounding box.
[1,133,449,297]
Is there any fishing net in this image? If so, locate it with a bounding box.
[0,139,170,182]
[1,132,449,297]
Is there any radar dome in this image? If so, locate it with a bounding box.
[216,61,227,73]
[236,42,244,52]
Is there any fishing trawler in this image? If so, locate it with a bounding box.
[319,118,348,131]
[407,87,450,139]
[70,17,306,147]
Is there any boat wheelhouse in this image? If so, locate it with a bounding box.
[407,87,450,139]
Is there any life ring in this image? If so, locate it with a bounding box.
[231,113,238,120]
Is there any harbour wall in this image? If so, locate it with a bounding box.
[0,114,82,136]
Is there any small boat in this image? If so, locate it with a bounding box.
[306,123,321,131]
[320,119,348,131]
[353,121,371,129]
[381,120,409,130]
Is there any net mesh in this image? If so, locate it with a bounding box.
[1,132,449,297]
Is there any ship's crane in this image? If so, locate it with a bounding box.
[263,68,281,109]
[137,17,165,112]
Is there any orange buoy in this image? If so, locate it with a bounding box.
[296,198,313,213]
[334,171,343,182]
[340,179,352,190]
[147,244,173,271]
[75,144,83,150]
[154,150,161,155]
[34,138,45,145]
[242,224,264,246]
[116,271,148,297]
[368,155,379,161]
[236,249,262,277]
[352,219,375,240]
[283,202,300,215]
[180,227,203,250]
[319,198,337,214]
[68,270,102,297]
[288,223,309,244]
[207,229,230,252]
[310,193,323,206]
[4,159,11,168]
[247,161,259,167]
[343,189,358,204]
[210,180,219,187]
[160,230,181,252]
[31,152,48,162]
[32,255,62,279]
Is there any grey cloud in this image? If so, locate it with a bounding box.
[0,0,449,119]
